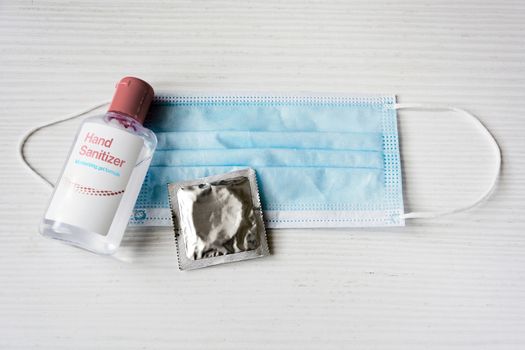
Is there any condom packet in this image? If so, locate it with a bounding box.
[168,168,269,270]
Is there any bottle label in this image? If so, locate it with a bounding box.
[45,122,144,235]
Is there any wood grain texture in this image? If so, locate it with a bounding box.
[1,0,524,349]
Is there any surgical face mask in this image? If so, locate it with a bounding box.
[19,93,500,229]
[126,94,500,228]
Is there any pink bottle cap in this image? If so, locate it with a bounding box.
[108,77,154,124]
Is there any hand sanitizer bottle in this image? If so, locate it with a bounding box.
[40,77,157,254]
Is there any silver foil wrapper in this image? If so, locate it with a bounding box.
[168,168,269,270]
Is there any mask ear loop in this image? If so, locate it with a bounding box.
[18,101,111,189]
[395,103,502,219]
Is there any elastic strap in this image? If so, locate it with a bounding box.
[395,103,501,219]
[18,101,110,188]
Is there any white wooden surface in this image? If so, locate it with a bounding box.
[1,1,524,349]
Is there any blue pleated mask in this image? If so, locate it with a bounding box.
[129,93,500,228]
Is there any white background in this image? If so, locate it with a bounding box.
[1,1,524,349]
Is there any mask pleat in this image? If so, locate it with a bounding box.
[150,148,383,168]
[141,166,384,210]
[145,104,383,132]
[155,131,383,151]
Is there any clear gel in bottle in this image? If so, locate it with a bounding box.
[40,77,157,254]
